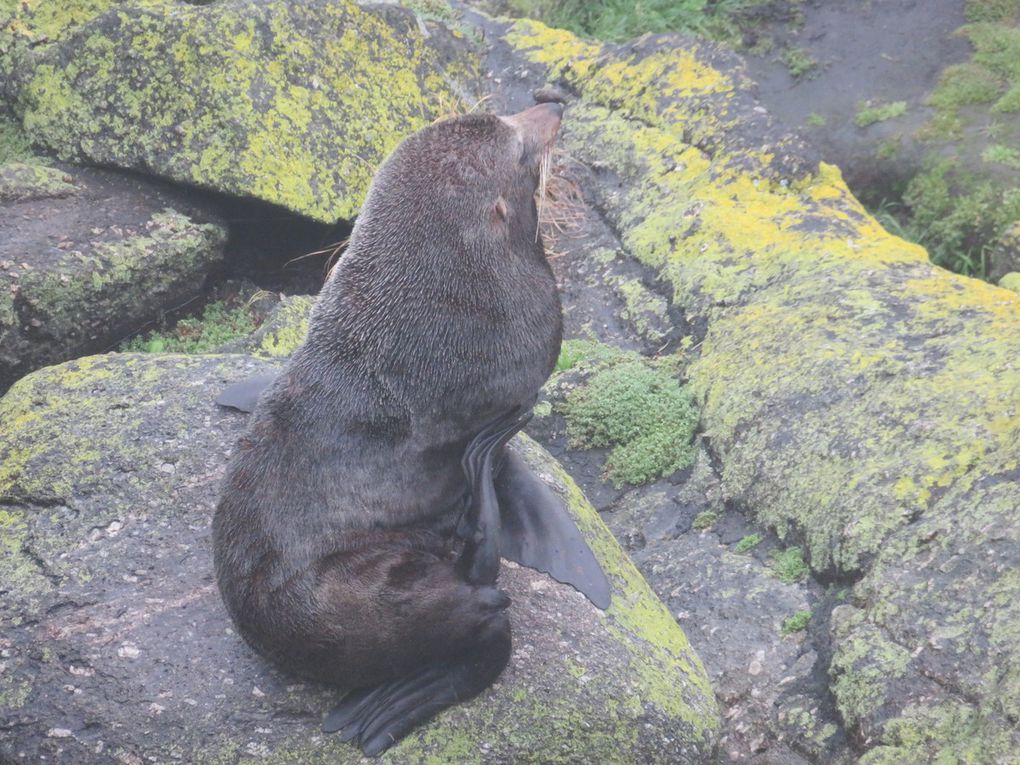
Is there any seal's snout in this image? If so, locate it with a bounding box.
[500,102,563,156]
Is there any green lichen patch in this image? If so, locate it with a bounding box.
[560,358,699,486]
[8,0,477,222]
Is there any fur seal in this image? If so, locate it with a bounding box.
[212,102,609,756]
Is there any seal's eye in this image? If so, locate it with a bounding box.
[492,196,508,224]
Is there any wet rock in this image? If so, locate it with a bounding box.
[0,352,719,764]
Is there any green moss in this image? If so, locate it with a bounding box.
[122,299,257,353]
[770,546,809,584]
[781,609,811,636]
[560,359,699,486]
[992,81,1020,111]
[692,510,717,530]
[805,113,826,127]
[854,100,907,128]
[733,533,762,553]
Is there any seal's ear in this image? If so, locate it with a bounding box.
[492,196,508,224]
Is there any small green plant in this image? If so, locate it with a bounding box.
[122,299,257,353]
[982,143,1020,169]
[781,46,816,78]
[692,510,718,530]
[805,113,826,127]
[781,610,812,636]
[854,100,907,128]
[561,358,699,486]
[733,533,763,553]
[771,546,809,583]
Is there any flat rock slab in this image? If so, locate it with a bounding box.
[0,162,225,392]
[0,352,719,764]
[4,0,477,223]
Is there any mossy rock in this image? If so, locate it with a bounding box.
[0,352,719,763]
[0,163,225,393]
[4,0,478,223]
[0,161,75,201]
[502,18,1020,758]
[218,294,316,358]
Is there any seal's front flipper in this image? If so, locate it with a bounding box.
[495,451,612,610]
[457,406,533,586]
[215,373,277,412]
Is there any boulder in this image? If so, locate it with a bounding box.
[503,18,1020,761]
[3,0,478,223]
[0,162,225,393]
[0,352,719,763]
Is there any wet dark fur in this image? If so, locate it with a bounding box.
[212,113,561,701]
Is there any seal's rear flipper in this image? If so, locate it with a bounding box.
[323,611,511,756]
[495,451,612,610]
[215,374,277,412]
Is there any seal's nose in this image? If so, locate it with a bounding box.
[500,102,563,153]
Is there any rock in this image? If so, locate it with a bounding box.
[3,0,478,223]
[500,18,1020,760]
[0,161,76,202]
[218,294,316,358]
[0,163,226,393]
[0,352,719,763]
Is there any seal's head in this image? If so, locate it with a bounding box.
[354,103,564,257]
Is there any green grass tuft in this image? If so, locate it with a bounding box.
[771,546,810,584]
